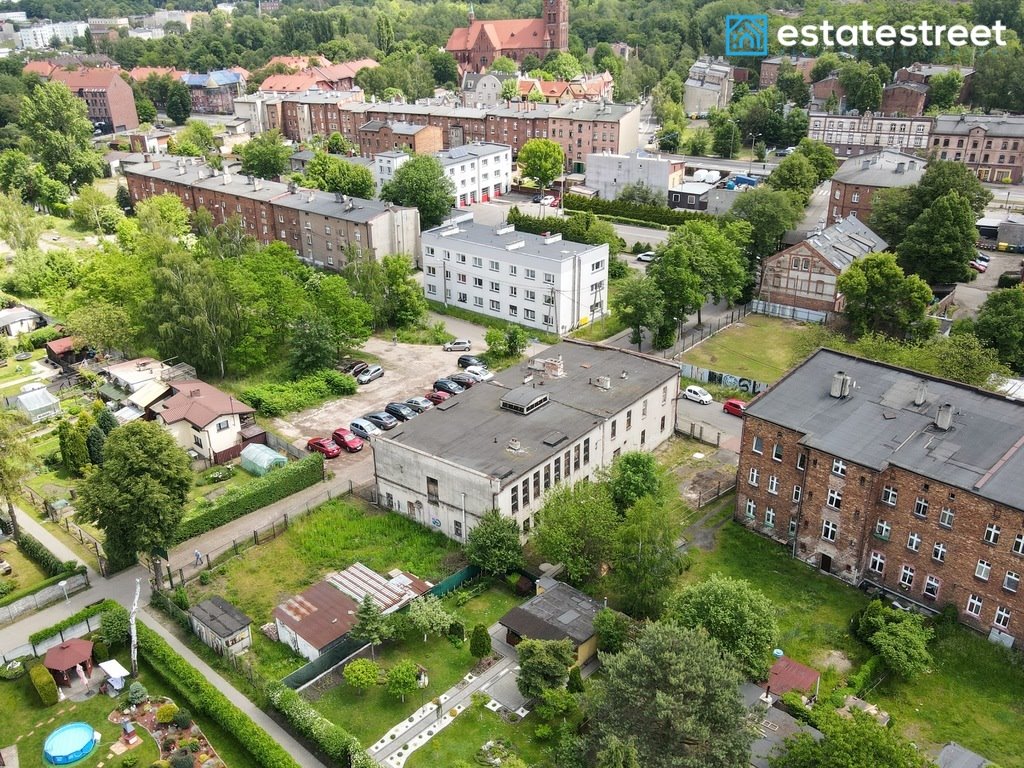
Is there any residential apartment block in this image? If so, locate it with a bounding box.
[123,158,420,267]
[373,341,679,542]
[759,55,817,87]
[807,111,931,157]
[17,21,87,49]
[50,67,138,131]
[737,349,1024,643]
[421,214,608,334]
[182,69,245,114]
[930,113,1024,183]
[683,57,733,114]
[374,142,512,203]
[586,148,685,201]
[828,149,926,221]
[357,121,444,156]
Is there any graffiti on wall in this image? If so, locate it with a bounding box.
[679,363,770,395]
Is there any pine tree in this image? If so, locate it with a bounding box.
[86,424,106,466]
[470,623,492,660]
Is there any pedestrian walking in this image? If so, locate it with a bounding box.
[194,549,202,566]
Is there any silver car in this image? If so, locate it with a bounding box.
[349,418,383,440]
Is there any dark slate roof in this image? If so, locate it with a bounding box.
[936,742,992,768]
[745,349,1024,510]
[934,113,1024,138]
[498,581,603,644]
[740,683,823,768]
[795,217,887,271]
[189,596,252,638]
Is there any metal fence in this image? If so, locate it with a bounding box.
[0,571,90,627]
[264,431,311,461]
[749,300,827,323]
[695,479,737,509]
[676,305,751,354]
[675,421,723,448]
[59,516,108,576]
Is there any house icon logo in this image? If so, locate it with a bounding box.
[725,14,769,56]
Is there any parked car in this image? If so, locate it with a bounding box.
[539,195,555,206]
[404,396,435,413]
[385,402,418,422]
[337,359,369,377]
[349,418,382,440]
[549,196,561,207]
[306,437,342,458]
[722,398,747,417]
[433,378,465,395]
[969,260,988,273]
[975,252,991,264]
[464,365,494,381]
[425,389,452,405]
[458,354,486,369]
[331,427,364,452]
[683,385,713,405]
[775,146,796,156]
[531,193,543,203]
[364,411,399,430]
[636,251,657,263]
[443,339,472,351]
[356,364,384,384]
[447,372,478,388]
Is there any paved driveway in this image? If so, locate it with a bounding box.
[676,395,744,454]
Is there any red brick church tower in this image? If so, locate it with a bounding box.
[446,0,569,73]
[545,0,569,54]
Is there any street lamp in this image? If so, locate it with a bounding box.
[58,579,69,603]
[747,133,762,175]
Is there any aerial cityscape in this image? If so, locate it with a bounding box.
[0,0,1021,766]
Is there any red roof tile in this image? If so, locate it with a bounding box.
[155,380,254,429]
[446,18,549,52]
[766,656,820,695]
[50,68,123,89]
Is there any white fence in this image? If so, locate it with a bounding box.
[0,571,90,627]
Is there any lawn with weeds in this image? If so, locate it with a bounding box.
[404,704,549,768]
[681,314,814,383]
[0,539,49,594]
[0,347,46,383]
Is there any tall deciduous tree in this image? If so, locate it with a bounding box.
[0,192,46,253]
[727,187,802,263]
[927,70,964,110]
[767,153,818,204]
[407,595,455,643]
[712,120,741,158]
[974,289,1024,374]
[165,80,192,125]
[343,658,380,694]
[665,574,779,679]
[770,710,933,768]
[518,138,564,192]
[76,421,192,572]
[18,81,102,189]
[588,622,753,768]
[465,509,523,575]
[516,638,576,699]
[240,129,291,180]
[490,56,517,73]
[386,659,419,702]
[380,155,455,229]
[612,496,681,619]
[607,452,667,515]
[795,138,838,183]
[0,410,31,539]
[836,253,936,341]
[897,191,976,284]
[532,481,619,584]
[610,274,663,352]
[301,150,375,198]
[375,14,395,56]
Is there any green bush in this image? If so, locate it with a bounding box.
[172,708,193,729]
[29,598,117,646]
[92,639,109,661]
[848,655,884,697]
[151,759,171,768]
[29,663,59,706]
[156,701,179,724]
[168,752,193,768]
[240,369,357,416]
[119,755,139,768]
[0,659,24,680]
[101,602,131,647]
[0,580,13,598]
[17,533,71,577]
[268,683,374,768]
[171,454,323,544]
[137,622,303,768]
[27,326,62,349]
[563,193,714,226]
[997,271,1022,289]
[128,681,148,705]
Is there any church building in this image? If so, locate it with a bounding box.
[446,0,569,74]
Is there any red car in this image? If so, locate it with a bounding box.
[549,196,561,207]
[425,389,452,405]
[306,437,342,458]
[722,398,747,417]
[331,427,364,453]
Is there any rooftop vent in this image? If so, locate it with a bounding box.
[307,189,315,203]
[507,438,521,451]
[895,162,906,173]
[222,170,231,185]
[935,402,954,431]
[543,233,563,244]
[505,240,526,251]
[829,371,852,398]
[593,375,611,390]
[495,224,515,235]
[914,379,928,406]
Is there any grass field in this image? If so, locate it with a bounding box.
[0,539,50,595]
[0,348,46,383]
[404,704,548,768]
[680,314,814,383]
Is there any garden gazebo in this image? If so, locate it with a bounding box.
[43,639,94,687]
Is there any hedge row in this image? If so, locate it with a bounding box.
[240,370,357,417]
[136,621,302,768]
[563,194,715,227]
[0,565,87,609]
[171,453,324,544]
[268,684,374,768]
[847,654,884,697]
[17,533,75,577]
[29,662,58,706]
[29,598,118,646]
[583,213,671,230]
[27,326,63,349]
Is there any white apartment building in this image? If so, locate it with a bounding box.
[807,111,932,157]
[18,21,87,49]
[421,214,609,334]
[585,148,686,201]
[374,150,408,193]
[373,341,680,542]
[374,142,512,201]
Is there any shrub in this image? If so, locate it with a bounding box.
[92,639,110,661]
[17,533,70,577]
[119,755,139,768]
[0,580,13,598]
[268,683,373,767]
[29,663,59,706]
[29,599,118,646]
[0,659,24,680]
[168,752,193,768]
[156,702,179,724]
[27,326,62,349]
[171,587,190,610]
[997,271,1022,288]
[564,194,713,226]
[847,655,884,697]
[240,370,357,416]
[137,622,302,768]
[150,761,171,768]
[198,571,212,585]
[101,602,131,647]
[128,681,148,705]
[171,454,323,544]
[172,708,193,729]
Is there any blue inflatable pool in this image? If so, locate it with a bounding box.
[43,722,96,765]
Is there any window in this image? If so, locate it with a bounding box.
[509,265,517,276]
[543,272,555,284]
[932,542,946,562]
[473,277,483,288]
[1005,571,1020,593]
[525,268,536,280]
[457,292,467,303]
[939,507,955,529]
[748,467,760,486]
[453,520,463,538]
[525,289,536,302]
[472,256,483,268]
[900,565,914,588]
[509,286,517,297]
[661,415,666,431]
[1014,534,1024,555]
[193,436,203,448]
[832,458,846,476]
[752,436,764,454]
[534,471,540,497]
[626,410,632,430]
[426,477,439,503]
[583,438,590,464]
[457,253,467,263]
[522,479,530,507]
[985,523,1001,545]
[869,551,885,573]
[574,445,580,470]
[822,520,838,542]
[995,606,1011,629]
[509,305,517,316]
[924,575,940,598]
[489,300,500,311]
[765,507,775,528]
[976,560,991,581]
[553,457,561,483]
[511,485,519,512]
[851,192,860,203]
[426,265,437,276]
[489,281,500,292]
[874,520,891,540]
[768,475,779,494]
[826,488,842,510]
[544,464,551,489]
[796,453,806,471]
[907,532,921,552]
[522,518,531,534]
[772,443,783,461]
[881,486,898,505]
[474,296,483,307]
[489,260,500,271]
[745,499,756,519]
[966,594,983,617]
[914,497,929,518]
[611,420,617,439]
[642,400,648,417]
[216,419,230,432]
[792,485,802,502]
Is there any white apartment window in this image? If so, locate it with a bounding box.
[525,268,536,280]
[985,524,1001,545]
[1015,534,1024,555]
[543,294,554,305]
[216,420,229,431]
[474,297,483,307]
[940,507,955,529]
[826,488,842,509]
[525,289,536,302]
[489,260,500,271]
[767,475,779,494]
[509,265,518,276]
[457,253,467,263]
[875,520,891,540]
[592,260,604,272]
[542,314,553,326]
[427,284,437,295]
[832,458,846,476]
[796,453,806,470]
[748,467,760,486]
[457,292,467,303]
[976,560,991,580]
[752,436,764,454]
[924,575,940,598]
[457,273,467,284]
[792,485,802,502]
[821,520,838,542]
[851,192,860,203]
[1004,571,1020,593]
[325,225,331,235]
[900,565,914,588]
[490,281,500,292]
[966,594,983,617]
[932,542,946,562]
[994,606,1011,629]
[772,443,783,461]
[426,266,437,276]
[881,486,898,505]
[764,507,775,528]
[869,551,885,573]
[914,497,929,518]
[489,299,500,311]
[472,256,483,267]
[509,286,517,297]
[907,532,921,552]
[524,309,536,320]
[509,305,518,316]
[543,272,555,284]
[745,498,756,519]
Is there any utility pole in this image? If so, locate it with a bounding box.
[130,577,141,676]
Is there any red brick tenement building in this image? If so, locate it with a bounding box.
[828,149,926,221]
[445,0,569,73]
[736,349,1024,642]
[50,67,138,131]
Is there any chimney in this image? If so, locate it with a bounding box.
[830,371,846,398]
[307,189,315,203]
[254,177,262,190]
[841,374,852,398]
[189,388,201,397]
[935,403,954,431]
[895,162,906,174]
[914,379,928,406]
[861,159,871,169]
[222,170,231,185]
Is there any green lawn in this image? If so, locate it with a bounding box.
[0,348,46,383]
[680,314,814,383]
[0,539,50,594]
[309,583,522,745]
[184,464,260,520]
[404,705,549,768]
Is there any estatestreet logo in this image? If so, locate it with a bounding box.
[725,13,1008,56]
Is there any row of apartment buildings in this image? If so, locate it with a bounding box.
[374,142,513,206]
[123,158,420,269]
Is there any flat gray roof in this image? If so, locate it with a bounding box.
[499,581,603,643]
[423,219,602,263]
[832,149,926,187]
[934,113,1024,137]
[746,349,1024,510]
[377,340,678,485]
